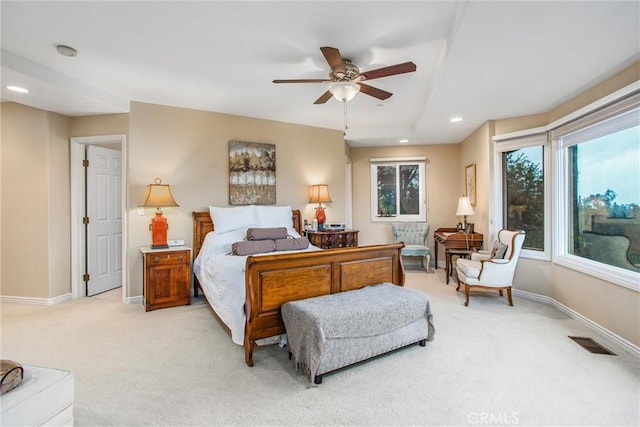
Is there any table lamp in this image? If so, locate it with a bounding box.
[456,196,475,233]
[142,178,179,248]
[309,184,332,230]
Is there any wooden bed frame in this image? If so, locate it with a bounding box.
[192,210,406,367]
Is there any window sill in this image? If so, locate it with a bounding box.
[554,254,640,292]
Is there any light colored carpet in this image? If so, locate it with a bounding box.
[1,269,638,426]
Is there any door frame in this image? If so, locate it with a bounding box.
[70,134,127,302]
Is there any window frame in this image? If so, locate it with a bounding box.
[492,132,551,261]
[370,157,426,222]
[552,101,640,292]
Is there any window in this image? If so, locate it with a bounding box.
[553,93,640,290]
[504,146,544,250]
[494,133,550,260]
[370,157,426,222]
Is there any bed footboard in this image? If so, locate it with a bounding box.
[243,243,405,366]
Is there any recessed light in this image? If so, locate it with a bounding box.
[6,85,29,94]
[56,44,77,57]
[450,117,463,123]
[399,139,409,143]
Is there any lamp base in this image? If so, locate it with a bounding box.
[150,211,169,248]
[315,206,326,231]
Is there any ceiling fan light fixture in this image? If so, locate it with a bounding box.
[329,81,360,102]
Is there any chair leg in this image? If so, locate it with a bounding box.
[499,290,504,296]
[424,254,431,273]
[464,284,470,307]
[506,287,513,306]
[456,276,461,291]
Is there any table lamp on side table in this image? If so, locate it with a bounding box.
[142,178,179,248]
[456,196,475,233]
[309,184,332,231]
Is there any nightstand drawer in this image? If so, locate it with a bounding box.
[145,250,189,266]
[307,230,358,249]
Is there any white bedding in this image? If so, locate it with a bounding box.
[193,225,320,345]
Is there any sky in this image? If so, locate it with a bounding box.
[577,125,640,205]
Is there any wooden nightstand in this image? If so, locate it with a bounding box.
[307,230,359,249]
[140,246,191,312]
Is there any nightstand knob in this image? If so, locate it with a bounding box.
[153,257,160,263]
[177,256,183,262]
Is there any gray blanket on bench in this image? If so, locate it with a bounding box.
[282,283,435,381]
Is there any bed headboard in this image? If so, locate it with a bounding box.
[192,209,303,260]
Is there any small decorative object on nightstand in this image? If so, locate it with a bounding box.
[307,229,358,249]
[140,246,191,312]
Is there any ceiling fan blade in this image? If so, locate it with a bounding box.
[313,90,333,104]
[360,62,417,81]
[320,46,346,75]
[358,83,393,100]
[273,79,331,84]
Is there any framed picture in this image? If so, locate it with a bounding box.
[229,140,276,205]
[465,163,476,206]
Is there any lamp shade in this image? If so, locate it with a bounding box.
[456,196,475,216]
[142,178,179,208]
[329,81,360,102]
[309,184,332,204]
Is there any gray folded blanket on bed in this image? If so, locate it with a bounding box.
[232,239,275,256]
[246,227,288,241]
[232,237,310,255]
[275,237,309,251]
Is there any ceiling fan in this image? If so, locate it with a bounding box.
[273,47,417,104]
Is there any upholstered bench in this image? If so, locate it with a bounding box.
[0,365,74,426]
[281,283,435,384]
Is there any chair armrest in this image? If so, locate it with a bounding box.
[477,260,513,286]
[471,252,491,261]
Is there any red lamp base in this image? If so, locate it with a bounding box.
[150,211,169,249]
[315,206,326,231]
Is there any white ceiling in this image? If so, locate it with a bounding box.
[2,1,638,147]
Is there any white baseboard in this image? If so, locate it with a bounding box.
[0,293,72,306]
[125,296,143,305]
[513,289,640,359]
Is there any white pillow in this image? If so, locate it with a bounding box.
[209,205,258,234]
[255,205,293,229]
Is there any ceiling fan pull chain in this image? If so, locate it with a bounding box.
[344,101,348,133]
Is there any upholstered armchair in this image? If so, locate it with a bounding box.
[455,229,526,306]
[392,222,431,272]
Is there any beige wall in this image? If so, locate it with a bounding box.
[126,102,345,297]
[1,102,70,298]
[350,144,460,266]
[459,121,492,245]
[70,113,129,137]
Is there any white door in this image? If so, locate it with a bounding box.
[86,146,122,296]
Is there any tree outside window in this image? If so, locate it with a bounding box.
[504,147,544,250]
